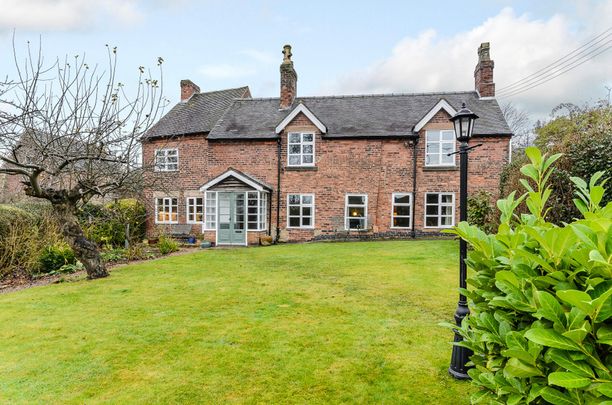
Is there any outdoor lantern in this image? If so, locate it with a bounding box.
[449,103,479,142]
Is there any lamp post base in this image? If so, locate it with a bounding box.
[449,298,472,380]
[448,334,472,380]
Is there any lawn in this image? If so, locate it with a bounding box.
[0,240,473,404]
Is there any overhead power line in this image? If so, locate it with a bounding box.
[497,27,612,92]
[497,27,612,98]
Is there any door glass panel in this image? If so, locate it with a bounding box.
[219,194,231,223]
[234,194,245,231]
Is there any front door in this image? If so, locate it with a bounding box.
[217,192,246,245]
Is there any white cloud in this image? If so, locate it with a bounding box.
[324,5,612,120]
[0,0,143,31]
[198,64,256,79]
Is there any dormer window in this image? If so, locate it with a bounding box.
[155,148,179,172]
[425,130,455,167]
[287,132,315,167]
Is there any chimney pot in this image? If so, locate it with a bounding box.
[180,79,200,101]
[474,42,495,97]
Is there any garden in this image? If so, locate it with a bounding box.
[0,198,181,290]
[0,240,471,403]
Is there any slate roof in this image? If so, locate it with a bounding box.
[144,86,250,139]
[208,91,512,139]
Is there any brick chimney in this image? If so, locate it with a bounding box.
[180,79,200,101]
[474,42,495,98]
[279,44,297,109]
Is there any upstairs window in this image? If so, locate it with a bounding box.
[287,132,315,167]
[425,130,455,166]
[345,194,368,230]
[155,148,179,171]
[155,197,178,224]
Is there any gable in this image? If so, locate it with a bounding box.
[209,175,255,191]
[199,169,271,192]
[413,99,457,132]
[275,103,327,134]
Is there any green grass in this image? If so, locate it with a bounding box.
[0,240,473,404]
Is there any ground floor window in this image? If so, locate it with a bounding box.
[391,193,412,228]
[248,191,269,230]
[155,197,178,224]
[204,191,217,230]
[425,193,454,227]
[345,194,368,230]
[186,197,204,223]
[287,194,314,228]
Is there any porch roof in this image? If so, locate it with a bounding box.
[199,168,272,192]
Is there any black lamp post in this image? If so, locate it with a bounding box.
[448,102,479,380]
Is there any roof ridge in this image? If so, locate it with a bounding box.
[234,90,477,102]
[195,86,249,96]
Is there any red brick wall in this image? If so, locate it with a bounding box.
[141,110,510,244]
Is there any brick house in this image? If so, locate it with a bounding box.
[142,42,512,246]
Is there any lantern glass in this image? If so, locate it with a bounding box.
[450,103,478,142]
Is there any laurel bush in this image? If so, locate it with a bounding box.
[446,147,611,404]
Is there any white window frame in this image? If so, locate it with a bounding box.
[259,192,268,230]
[345,194,368,230]
[155,197,178,224]
[154,148,179,172]
[287,193,315,229]
[425,130,456,167]
[391,193,412,229]
[203,191,217,230]
[424,192,455,228]
[186,197,204,224]
[287,132,315,167]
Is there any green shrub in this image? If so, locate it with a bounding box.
[100,248,127,263]
[467,190,497,234]
[446,147,611,404]
[38,242,76,274]
[0,204,35,237]
[500,103,611,225]
[158,236,179,255]
[81,199,146,248]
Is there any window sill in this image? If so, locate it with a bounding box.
[423,166,458,172]
[285,166,318,172]
[287,227,315,230]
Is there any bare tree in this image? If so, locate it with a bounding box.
[0,40,165,279]
[501,102,534,152]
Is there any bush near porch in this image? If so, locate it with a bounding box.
[0,240,473,404]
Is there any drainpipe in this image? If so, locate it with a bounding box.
[410,137,418,239]
[275,137,282,243]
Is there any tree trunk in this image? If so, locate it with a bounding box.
[54,202,109,279]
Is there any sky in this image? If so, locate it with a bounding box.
[0,0,611,124]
